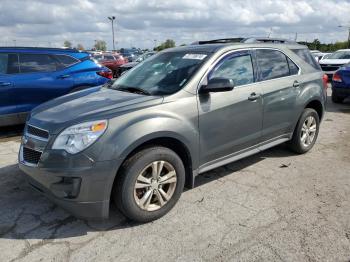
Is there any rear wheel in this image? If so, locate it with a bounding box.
[114,147,185,222]
[288,108,320,154]
[331,90,344,104]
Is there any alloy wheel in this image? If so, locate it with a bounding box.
[300,116,317,147]
[134,161,177,211]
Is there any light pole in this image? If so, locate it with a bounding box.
[338,25,350,48]
[108,16,116,51]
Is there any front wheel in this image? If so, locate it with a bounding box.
[288,108,320,154]
[113,147,185,222]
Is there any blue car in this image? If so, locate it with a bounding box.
[0,47,112,126]
[332,63,350,103]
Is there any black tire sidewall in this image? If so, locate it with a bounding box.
[115,147,185,222]
[332,89,344,103]
[291,108,320,154]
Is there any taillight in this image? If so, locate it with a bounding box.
[332,72,342,83]
[97,70,113,79]
[322,74,328,89]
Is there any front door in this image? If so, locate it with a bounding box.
[198,50,263,168]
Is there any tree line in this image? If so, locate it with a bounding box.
[298,39,349,52]
[63,40,107,51]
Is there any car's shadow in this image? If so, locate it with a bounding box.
[0,124,24,141]
[325,93,350,114]
[0,143,295,241]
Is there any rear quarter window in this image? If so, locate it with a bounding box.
[54,54,79,68]
[291,49,321,70]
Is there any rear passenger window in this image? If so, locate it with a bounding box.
[0,53,19,74]
[55,55,78,68]
[210,53,254,86]
[291,49,321,70]
[104,55,115,60]
[19,54,57,73]
[256,49,290,81]
[287,57,299,75]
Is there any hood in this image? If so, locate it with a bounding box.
[29,87,163,134]
[120,62,138,68]
[319,59,350,65]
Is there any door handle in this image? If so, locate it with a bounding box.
[293,80,300,88]
[57,74,70,79]
[248,92,260,101]
[0,82,11,86]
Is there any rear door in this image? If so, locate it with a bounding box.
[14,53,74,113]
[0,53,20,117]
[254,48,301,144]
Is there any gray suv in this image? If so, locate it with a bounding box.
[19,43,327,222]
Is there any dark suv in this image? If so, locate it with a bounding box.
[19,43,327,222]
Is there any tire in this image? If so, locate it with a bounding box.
[288,108,320,154]
[331,90,344,104]
[113,146,185,222]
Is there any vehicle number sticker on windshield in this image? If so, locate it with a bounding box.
[183,54,207,60]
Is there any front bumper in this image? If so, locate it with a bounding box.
[19,146,119,220]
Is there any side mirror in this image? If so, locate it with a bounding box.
[200,77,234,93]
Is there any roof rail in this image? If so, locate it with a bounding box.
[0,46,80,52]
[193,37,297,45]
[191,38,244,45]
[241,37,296,44]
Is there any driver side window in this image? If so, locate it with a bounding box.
[210,53,254,87]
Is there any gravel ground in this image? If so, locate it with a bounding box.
[0,91,349,262]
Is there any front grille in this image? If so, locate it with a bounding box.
[23,147,42,165]
[320,64,343,72]
[27,125,49,140]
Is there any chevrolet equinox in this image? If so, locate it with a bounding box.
[19,42,327,222]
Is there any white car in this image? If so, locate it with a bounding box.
[319,49,350,78]
[319,53,332,61]
[310,50,324,62]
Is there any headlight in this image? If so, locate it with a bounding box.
[52,120,108,154]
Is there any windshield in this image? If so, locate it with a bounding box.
[328,51,350,59]
[110,51,209,95]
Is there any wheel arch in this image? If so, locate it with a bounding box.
[109,133,197,207]
[304,99,324,121]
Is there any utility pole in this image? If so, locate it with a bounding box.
[108,16,116,51]
[338,25,350,48]
[267,28,272,38]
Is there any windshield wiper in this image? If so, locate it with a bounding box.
[115,86,151,96]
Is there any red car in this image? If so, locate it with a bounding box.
[93,53,128,77]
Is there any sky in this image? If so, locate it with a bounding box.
[0,0,349,50]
